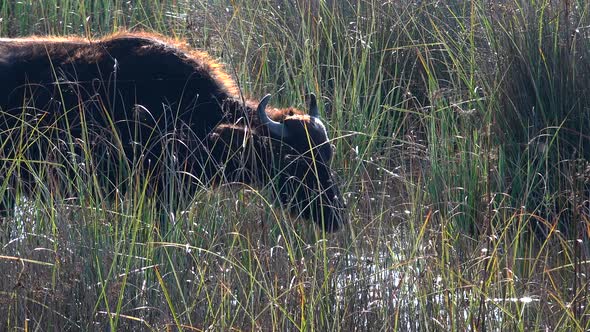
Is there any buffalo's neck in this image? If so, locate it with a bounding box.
[219,97,261,127]
[202,123,276,188]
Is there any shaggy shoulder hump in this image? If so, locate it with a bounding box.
[99,32,240,97]
[0,32,240,97]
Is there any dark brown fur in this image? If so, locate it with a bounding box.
[0,32,345,232]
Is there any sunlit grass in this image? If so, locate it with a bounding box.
[1,0,590,330]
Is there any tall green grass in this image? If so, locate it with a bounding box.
[1,0,590,330]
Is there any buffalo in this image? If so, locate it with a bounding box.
[0,32,346,232]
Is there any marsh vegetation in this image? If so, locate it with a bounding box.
[1,0,590,330]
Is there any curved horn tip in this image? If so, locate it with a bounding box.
[261,93,272,103]
[259,94,272,109]
[258,94,288,138]
[309,93,319,118]
[257,94,272,117]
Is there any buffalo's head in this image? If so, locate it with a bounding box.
[257,94,346,232]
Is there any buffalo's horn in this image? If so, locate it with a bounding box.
[257,94,289,139]
[309,93,319,118]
